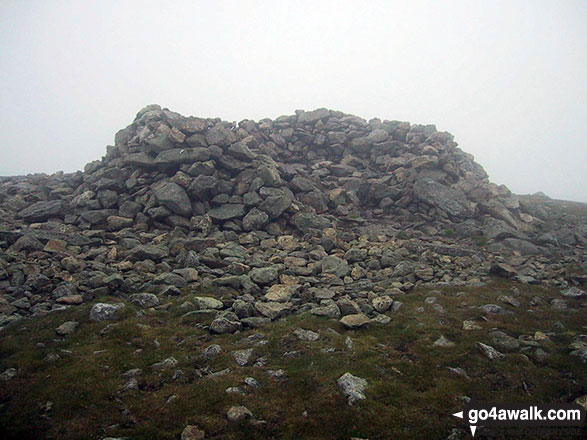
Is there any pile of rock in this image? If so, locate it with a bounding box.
[0,105,584,329]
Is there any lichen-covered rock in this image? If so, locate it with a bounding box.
[337,372,368,405]
[89,303,125,322]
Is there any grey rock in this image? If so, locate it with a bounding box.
[340,313,370,329]
[208,204,246,221]
[206,126,236,147]
[20,200,62,222]
[290,212,331,232]
[561,287,586,299]
[89,303,125,322]
[129,293,160,308]
[210,315,242,334]
[0,368,17,381]
[125,152,155,167]
[151,356,178,371]
[56,321,79,336]
[233,348,254,366]
[337,372,368,405]
[242,208,269,231]
[293,328,319,341]
[255,301,291,320]
[372,296,393,313]
[322,256,350,278]
[193,296,223,310]
[310,301,341,319]
[226,405,252,423]
[250,266,279,285]
[127,245,169,262]
[154,182,192,217]
[227,142,256,161]
[433,336,455,347]
[203,344,222,359]
[413,178,475,218]
[477,342,505,360]
[154,148,209,167]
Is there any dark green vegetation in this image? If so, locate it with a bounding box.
[1,279,585,440]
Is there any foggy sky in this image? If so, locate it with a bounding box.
[1,0,585,202]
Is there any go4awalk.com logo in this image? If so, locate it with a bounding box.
[453,402,586,436]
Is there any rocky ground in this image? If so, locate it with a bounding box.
[0,106,585,439]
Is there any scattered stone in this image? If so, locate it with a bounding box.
[56,321,79,336]
[128,293,159,308]
[340,313,370,329]
[293,328,319,341]
[477,342,505,360]
[0,368,17,381]
[337,372,368,405]
[433,336,455,348]
[89,303,125,322]
[227,405,252,423]
[151,357,178,371]
[233,348,254,366]
[463,320,482,331]
[181,425,205,440]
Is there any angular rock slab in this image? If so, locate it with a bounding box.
[337,372,368,405]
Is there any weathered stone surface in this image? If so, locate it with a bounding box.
[255,301,291,320]
[210,314,242,334]
[340,313,370,329]
[154,182,192,216]
[242,208,269,231]
[154,148,209,167]
[89,303,125,322]
[226,405,252,423]
[56,321,79,336]
[208,204,246,221]
[193,296,224,310]
[337,372,368,405]
[264,284,296,302]
[128,245,169,262]
[20,201,62,222]
[250,266,279,285]
[413,178,475,218]
[129,293,160,308]
[181,425,205,440]
[477,342,505,360]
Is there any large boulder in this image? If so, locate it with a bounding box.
[20,201,62,222]
[413,178,476,218]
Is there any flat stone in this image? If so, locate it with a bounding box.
[208,204,246,221]
[89,303,125,322]
[340,314,370,329]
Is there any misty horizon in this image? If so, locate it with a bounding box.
[1,0,585,202]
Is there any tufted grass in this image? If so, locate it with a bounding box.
[0,279,585,439]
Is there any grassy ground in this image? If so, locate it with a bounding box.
[0,279,585,439]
